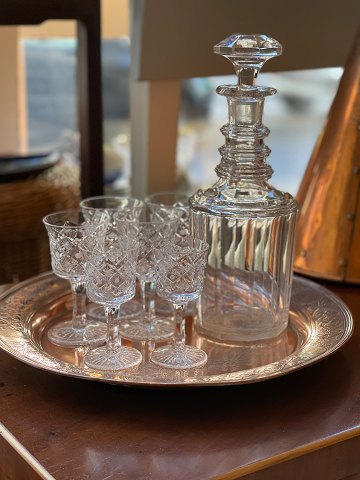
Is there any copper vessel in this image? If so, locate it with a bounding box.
[294,29,360,283]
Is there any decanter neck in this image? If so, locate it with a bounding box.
[215,86,274,182]
[235,66,259,86]
[212,34,282,183]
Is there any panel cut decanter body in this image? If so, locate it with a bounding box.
[190,34,298,342]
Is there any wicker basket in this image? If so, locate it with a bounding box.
[0,163,80,283]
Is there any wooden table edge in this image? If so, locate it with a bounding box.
[0,422,55,480]
[213,428,360,480]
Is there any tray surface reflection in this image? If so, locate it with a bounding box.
[0,273,353,388]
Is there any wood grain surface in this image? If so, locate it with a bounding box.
[0,281,359,480]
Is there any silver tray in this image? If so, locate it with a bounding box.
[0,272,353,388]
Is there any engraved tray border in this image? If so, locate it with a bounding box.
[0,272,353,388]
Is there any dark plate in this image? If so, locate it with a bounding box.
[0,152,60,182]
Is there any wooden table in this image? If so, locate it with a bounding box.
[1,281,360,480]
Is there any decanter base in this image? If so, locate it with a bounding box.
[196,315,289,343]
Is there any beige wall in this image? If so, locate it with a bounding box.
[19,0,129,39]
[0,27,27,154]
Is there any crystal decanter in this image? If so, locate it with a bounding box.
[190,34,298,342]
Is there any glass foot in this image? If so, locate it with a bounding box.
[84,346,142,371]
[86,300,142,322]
[150,344,207,369]
[120,317,174,341]
[48,320,107,347]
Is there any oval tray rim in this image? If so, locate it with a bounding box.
[0,272,354,388]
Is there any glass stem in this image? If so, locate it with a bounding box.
[105,306,121,352]
[70,279,86,330]
[173,303,187,351]
[140,280,156,324]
